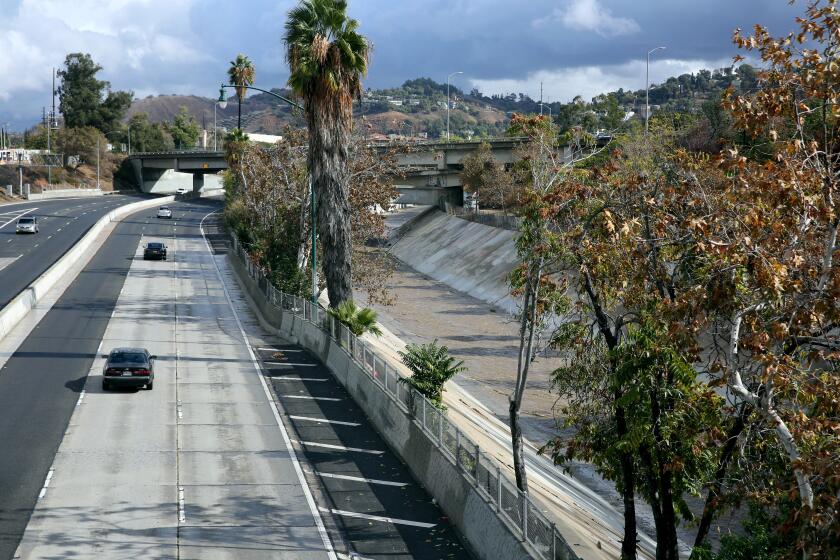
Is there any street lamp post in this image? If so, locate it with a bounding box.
[218,85,319,303]
[446,71,463,142]
[646,46,666,136]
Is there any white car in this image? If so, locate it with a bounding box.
[15,216,39,234]
[157,206,172,219]
[175,188,189,195]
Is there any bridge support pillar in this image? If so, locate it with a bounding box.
[193,173,204,192]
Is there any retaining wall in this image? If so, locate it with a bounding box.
[26,188,104,200]
[226,240,578,560]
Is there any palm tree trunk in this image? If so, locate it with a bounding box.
[308,95,353,307]
[238,98,242,130]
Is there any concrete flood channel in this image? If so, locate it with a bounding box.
[212,222,473,559]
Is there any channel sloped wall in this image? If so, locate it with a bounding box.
[389,209,520,312]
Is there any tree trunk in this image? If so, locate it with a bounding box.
[510,398,528,493]
[511,256,543,493]
[617,401,638,560]
[307,95,353,308]
[297,177,312,274]
[692,406,747,553]
[658,471,679,560]
[237,98,242,130]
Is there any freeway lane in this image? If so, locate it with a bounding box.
[11,199,339,559]
[0,195,153,308]
[0,198,192,559]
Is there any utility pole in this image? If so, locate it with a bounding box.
[446,71,463,142]
[539,81,544,115]
[96,136,100,189]
[18,153,23,195]
[46,68,57,185]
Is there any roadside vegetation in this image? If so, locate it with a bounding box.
[398,340,466,409]
[477,3,840,559]
[327,300,382,337]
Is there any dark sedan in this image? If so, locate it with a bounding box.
[143,242,167,260]
[102,347,156,390]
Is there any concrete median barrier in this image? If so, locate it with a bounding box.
[0,196,175,343]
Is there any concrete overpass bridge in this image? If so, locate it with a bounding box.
[127,150,227,194]
[128,138,544,204]
[381,137,534,206]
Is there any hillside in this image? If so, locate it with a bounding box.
[126,82,511,140]
[125,66,756,141]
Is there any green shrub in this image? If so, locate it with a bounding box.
[328,300,382,337]
[398,340,466,408]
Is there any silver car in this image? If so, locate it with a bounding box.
[15,216,38,234]
[157,206,172,219]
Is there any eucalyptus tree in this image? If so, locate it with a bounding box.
[227,54,255,130]
[284,0,369,307]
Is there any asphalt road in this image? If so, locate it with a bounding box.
[0,198,201,559]
[205,218,472,560]
[1,198,472,559]
[0,195,150,308]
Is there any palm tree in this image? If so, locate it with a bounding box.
[284,0,369,307]
[227,54,255,130]
[327,300,382,336]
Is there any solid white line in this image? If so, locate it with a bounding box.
[272,377,328,382]
[289,415,360,427]
[315,471,409,487]
[281,395,341,402]
[0,207,37,229]
[265,361,317,367]
[37,469,55,500]
[75,390,86,407]
[199,210,336,560]
[319,507,436,529]
[297,441,384,455]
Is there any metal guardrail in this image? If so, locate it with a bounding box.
[230,234,578,560]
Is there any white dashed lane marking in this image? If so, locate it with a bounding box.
[296,441,384,455]
[37,469,55,500]
[281,395,341,402]
[314,471,409,488]
[288,415,360,427]
[319,507,436,529]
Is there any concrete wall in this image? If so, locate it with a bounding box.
[389,208,520,313]
[140,168,223,194]
[26,188,103,200]
[227,253,539,560]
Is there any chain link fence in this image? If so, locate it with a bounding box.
[229,235,579,560]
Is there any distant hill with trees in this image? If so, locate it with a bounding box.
[123,64,759,141]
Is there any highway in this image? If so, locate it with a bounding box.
[0,196,152,307]
[2,199,468,559]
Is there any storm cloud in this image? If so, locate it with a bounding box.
[0,0,803,130]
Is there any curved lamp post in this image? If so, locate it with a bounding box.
[646,46,666,136]
[218,85,318,303]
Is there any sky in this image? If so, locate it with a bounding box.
[0,0,804,130]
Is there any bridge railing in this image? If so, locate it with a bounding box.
[229,233,580,560]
